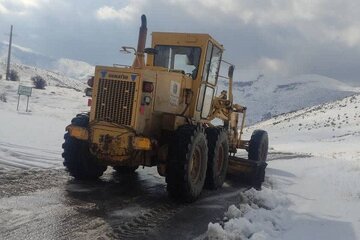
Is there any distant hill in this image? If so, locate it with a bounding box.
[0,61,86,90]
[246,92,360,159]
[0,42,94,82]
[220,74,360,125]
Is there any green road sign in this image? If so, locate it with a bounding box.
[18,85,32,96]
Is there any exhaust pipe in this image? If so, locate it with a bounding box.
[132,14,147,68]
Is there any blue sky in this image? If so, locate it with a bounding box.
[1,0,360,85]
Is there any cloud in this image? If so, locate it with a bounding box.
[2,0,360,85]
[0,3,9,14]
[258,58,287,74]
[324,25,360,48]
[1,40,37,53]
[0,0,47,15]
[96,0,145,22]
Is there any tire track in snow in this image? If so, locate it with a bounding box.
[0,141,62,170]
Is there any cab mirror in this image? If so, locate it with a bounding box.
[228,65,234,78]
[85,87,92,97]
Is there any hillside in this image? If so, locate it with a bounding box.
[0,61,86,90]
[245,92,360,160]
[0,42,94,82]
[224,74,360,124]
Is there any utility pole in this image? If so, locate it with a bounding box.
[5,25,13,81]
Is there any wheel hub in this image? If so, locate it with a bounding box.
[190,146,202,183]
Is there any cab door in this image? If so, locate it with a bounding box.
[196,41,222,119]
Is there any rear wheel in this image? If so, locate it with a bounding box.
[62,114,107,180]
[113,166,138,174]
[166,125,208,202]
[248,130,269,162]
[205,127,229,189]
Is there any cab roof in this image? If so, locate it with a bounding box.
[151,32,224,51]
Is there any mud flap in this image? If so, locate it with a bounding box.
[227,156,267,190]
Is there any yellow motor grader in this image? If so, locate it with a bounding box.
[62,15,268,202]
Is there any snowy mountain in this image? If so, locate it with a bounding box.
[225,74,360,125]
[245,92,360,159]
[0,42,94,82]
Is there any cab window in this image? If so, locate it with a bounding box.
[154,45,201,78]
[202,42,222,85]
[196,41,222,118]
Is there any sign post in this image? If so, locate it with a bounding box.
[17,85,32,112]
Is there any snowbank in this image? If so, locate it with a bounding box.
[207,187,291,240]
[207,155,360,240]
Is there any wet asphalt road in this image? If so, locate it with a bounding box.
[0,152,307,240]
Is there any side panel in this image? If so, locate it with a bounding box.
[153,71,187,114]
[135,70,157,135]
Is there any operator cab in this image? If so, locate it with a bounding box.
[147,32,225,120]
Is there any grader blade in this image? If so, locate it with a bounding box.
[227,156,267,190]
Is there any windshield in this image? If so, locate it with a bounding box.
[154,45,201,78]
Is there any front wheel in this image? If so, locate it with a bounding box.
[62,114,107,180]
[248,130,268,162]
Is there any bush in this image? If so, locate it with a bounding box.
[8,69,19,81]
[0,92,6,102]
[31,75,47,89]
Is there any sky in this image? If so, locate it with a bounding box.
[1,0,360,85]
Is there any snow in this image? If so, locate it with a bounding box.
[0,71,89,170]
[207,93,360,239]
[245,93,360,160]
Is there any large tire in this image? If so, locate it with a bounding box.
[248,130,269,162]
[205,127,229,189]
[166,125,208,202]
[113,166,138,174]
[62,114,107,180]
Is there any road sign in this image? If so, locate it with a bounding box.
[18,85,32,96]
[17,85,32,112]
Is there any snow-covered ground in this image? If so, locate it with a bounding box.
[207,93,360,239]
[0,77,89,170]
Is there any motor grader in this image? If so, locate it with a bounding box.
[62,15,268,202]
